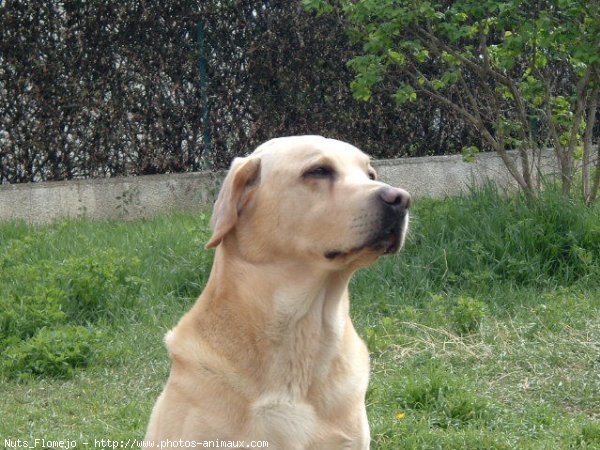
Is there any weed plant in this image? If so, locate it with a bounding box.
[1,189,599,448]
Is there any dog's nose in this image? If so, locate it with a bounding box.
[378,187,411,210]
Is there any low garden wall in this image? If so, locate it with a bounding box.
[0,149,557,224]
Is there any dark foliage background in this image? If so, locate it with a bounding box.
[0,1,482,183]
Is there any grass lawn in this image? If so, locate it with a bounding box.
[1,186,599,449]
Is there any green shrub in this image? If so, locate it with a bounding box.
[364,316,407,353]
[449,296,486,336]
[0,287,67,345]
[54,252,143,323]
[1,325,100,380]
[574,422,600,447]
[392,361,491,429]
[0,237,142,379]
[400,366,451,411]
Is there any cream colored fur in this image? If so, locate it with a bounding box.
[143,136,409,449]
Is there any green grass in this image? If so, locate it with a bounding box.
[1,187,599,449]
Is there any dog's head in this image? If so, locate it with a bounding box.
[206,136,410,269]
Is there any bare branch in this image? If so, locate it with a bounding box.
[569,65,594,155]
[408,73,530,192]
[585,80,599,205]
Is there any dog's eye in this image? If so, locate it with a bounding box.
[368,171,377,181]
[303,165,335,179]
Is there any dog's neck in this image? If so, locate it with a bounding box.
[211,240,354,331]
[209,239,356,399]
[211,237,354,303]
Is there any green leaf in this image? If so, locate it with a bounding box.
[393,83,417,105]
[387,49,406,66]
[432,79,445,91]
[496,85,514,101]
[534,53,548,69]
[441,70,460,85]
[350,79,373,102]
[301,0,334,16]
[461,146,480,163]
[416,49,430,63]
[347,55,384,102]
[441,51,461,66]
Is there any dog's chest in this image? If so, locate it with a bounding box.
[244,287,369,448]
[251,367,368,449]
[266,288,346,397]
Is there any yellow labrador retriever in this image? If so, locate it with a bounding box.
[143,136,410,449]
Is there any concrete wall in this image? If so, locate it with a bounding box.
[0,172,225,224]
[373,148,557,198]
[0,149,558,224]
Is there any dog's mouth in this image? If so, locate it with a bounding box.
[324,214,407,260]
[377,225,402,255]
[366,217,404,255]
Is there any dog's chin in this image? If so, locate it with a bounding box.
[366,223,405,256]
[324,216,407,263]
[371,230,402,255]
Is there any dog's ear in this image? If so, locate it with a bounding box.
[205,156,261,249]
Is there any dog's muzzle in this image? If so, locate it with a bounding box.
[324,186,411,260]
[367,187,411,254]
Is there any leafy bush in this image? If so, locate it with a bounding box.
[381,360,492,430]
[54,252,143,323]
[1,325,99,380]
[0,286,67,345]
[0,234,142,379]
[364,316,408,353]
[2,1,479,184]
[449,296,486,336]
